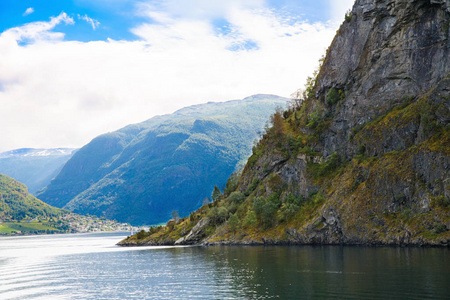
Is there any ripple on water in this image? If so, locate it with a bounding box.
[0,234,449,299]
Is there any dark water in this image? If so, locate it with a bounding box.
[0,233,448,299]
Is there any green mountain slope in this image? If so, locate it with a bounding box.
[0,174,63,221]
[37,95,288,225]
[0,174,135,235]
[120,0,450,246]
[0,148,76,194]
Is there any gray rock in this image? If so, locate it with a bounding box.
[319,0,450,158]
[175,218,209,245]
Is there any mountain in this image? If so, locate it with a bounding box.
[120,0,450,246]
[0,174,135,235]
[0,174,64,221]
[0,148,76,194]
[37,95,289,225]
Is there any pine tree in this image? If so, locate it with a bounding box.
[211,185,222,202]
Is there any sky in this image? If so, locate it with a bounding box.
[0,0,355,152]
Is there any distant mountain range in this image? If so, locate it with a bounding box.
[0,148,76,193]
[37,95,288,225]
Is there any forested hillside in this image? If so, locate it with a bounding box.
[0,174,64,221]
[38,95,288,224]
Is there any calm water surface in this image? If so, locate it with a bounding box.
[0,232,448,299]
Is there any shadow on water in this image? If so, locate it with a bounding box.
[161,246,450,299]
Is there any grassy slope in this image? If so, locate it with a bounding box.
[0,174,64,221]
[0,174,69,234]
[0,221,62,234]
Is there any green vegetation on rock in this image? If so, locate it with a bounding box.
[120,0,450,247]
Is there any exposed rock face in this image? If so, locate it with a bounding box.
[119,0,450,247]
[175,218,209,245]
[228,0,449,246]
[285,207,344,244]
[319,0,450,157]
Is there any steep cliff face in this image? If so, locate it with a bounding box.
[237,0,450,245]
[120,0,450,247]
[319,0,450,158]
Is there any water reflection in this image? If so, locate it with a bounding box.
[0,234,448,299]
[196,246,450,299]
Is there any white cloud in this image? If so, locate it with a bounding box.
[328,0,356,23]
[78,14,100,30]
[138,0,265,20]
[0,4,347,152]
[23,7,35,16]
[1,12,73,44]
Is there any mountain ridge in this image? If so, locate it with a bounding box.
[0,148,77,193]
[0,148,76,158]
[37,95,289,224]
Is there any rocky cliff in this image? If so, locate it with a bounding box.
[119,0,450,247]
[319,0,449,158]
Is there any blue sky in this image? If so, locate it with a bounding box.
[0,0,144,42]
[0,0,354,151]
[0,0,336,42]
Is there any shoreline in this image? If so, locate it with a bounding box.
[117,239,450,248]
[0,230,134,238]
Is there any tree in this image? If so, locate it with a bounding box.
[136,229,147,239]
[326,88,340,106]
[228,191,245,203]
[252,197,265,217]
[217,207,229,223]
[208,206,229,225]
[279,202,299,222]
[252,196,278,227]
[306,110,323,129]
[270,109,284,137]
[224,170,240,196]
[261,201,277,227]
[211,185,222,202]
[345,9,353,22]
[243,210,257,227]
[289,88,304,110]
[227,213,240,233]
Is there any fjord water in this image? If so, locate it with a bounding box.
[0,233,448,299]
